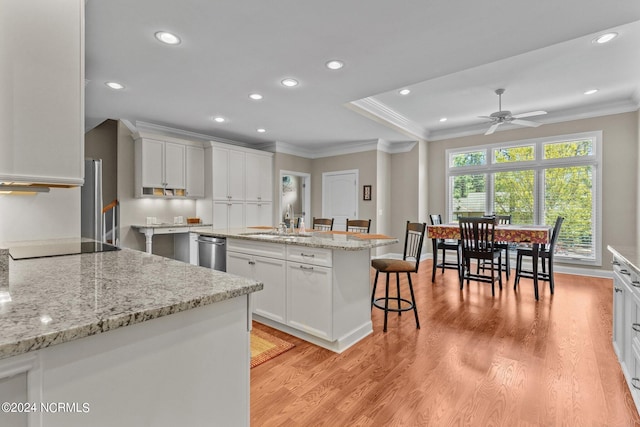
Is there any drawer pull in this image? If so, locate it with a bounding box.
[300,253,315,258]
[248,260,256,265]
[633,324,640,333]
[612,260,621,266]
[621,269,631,276]
[633,281,640,288]
[632,378,640,390]
[615,287,623,293]
[299,265,314,271]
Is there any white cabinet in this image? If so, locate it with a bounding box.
[213,201,244,229]
[286,261,332,340]
[186,145,204,198]
[0,0,84,185]
[245,153,273,202]
[611,252,640,414]
[228,249,287,323]
[212,147,244,201]
[245,202,273,227]
[135,138,186,197]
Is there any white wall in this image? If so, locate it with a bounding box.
[0,188,80,243]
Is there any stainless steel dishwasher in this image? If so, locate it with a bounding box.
[197,236,226,272]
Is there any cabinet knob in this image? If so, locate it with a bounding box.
[248,260,256,265]
[615,287,623,293]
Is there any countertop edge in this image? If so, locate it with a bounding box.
[0,283,262,360]
[607,245,640,274]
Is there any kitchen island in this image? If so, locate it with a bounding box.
[0,239,261,427]
[191,227,398,352]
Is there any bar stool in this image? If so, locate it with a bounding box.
[371,221,426,332]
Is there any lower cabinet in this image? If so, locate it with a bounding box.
[228,250,286,323]
[611,253,640,414]
[286,261,332,340]
[213,201,244,229]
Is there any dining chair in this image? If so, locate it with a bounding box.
[514,216,564,296]
[459,217,503,296]
[346,219,371,233]
[429,214,461,282]
[312,217,334,231]
[371,221,426,332]
[479,214,512,279]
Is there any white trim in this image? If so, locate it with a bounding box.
[279,170,311,227]
[274,139,417,159]
[349,98,430,140]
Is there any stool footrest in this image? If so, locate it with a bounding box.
[372,297,415,313]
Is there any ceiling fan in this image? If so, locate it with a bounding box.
[480,88,547,135]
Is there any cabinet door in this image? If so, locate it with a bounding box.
[0,0,83,185]
[228,202,245,229]
[245,202,273,227]
[213,202,229,229]
[141,139,165,187]
[286,262,332,340]
[228,150,245,200]
[212,147,229,200]
[164,142,185,189]
[186,146,204,198]
[245,153,272,202]
[613,271,626,360]
[254,256,287,323]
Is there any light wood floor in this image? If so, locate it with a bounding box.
[251,261,640,426]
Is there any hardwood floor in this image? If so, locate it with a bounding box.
[251,261,640,426]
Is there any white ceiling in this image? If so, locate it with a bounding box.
[85,1,640,152]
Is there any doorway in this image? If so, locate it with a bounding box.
[280,170,310,228]
[322,170,358,231]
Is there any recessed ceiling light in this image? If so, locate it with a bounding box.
[212,116,226,123]
[105,81,124,90]
[249,93,263,100]
[281,78,299,87]
[325,60,344,70]
[257,128,266,133]
[439,118,448,122]
[584,89,598,95]
[399,89,411,95]
[155,31,181,45]
[593,32,618,44]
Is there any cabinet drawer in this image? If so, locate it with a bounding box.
[227,238,285,259]
[286,245,332,267]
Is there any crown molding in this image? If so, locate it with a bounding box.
[274,139,417,159]
[348,97,430,140]
[131,121,255,148]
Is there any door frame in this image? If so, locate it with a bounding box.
[279,170,311,227]
[322,169,359,223]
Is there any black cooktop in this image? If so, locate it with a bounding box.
[9,241,120,260]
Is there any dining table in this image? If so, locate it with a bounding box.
[427,223,553,300]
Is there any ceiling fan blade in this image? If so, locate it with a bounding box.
[513,110,547,119]
[485,123,501,135]
[511,119,542,128]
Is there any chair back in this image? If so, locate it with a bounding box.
[459,217,497,256]
[402,221,427,272]
[346,219,371,233]
[547,216,564,253]
[313,217,334,231]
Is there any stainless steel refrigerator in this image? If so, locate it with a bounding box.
[81,159,104,242]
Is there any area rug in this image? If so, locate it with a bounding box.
[251,327,295,368]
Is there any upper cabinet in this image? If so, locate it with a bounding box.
[134,134,204,199]
[0,0,84,185]
[245,153,273,202]
[212,146,245,201]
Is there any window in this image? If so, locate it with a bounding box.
[446,132,601,265]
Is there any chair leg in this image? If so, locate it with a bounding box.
[407,273,420,329]
[504,248,511,280]
[514,253,521,288]
[396,272,401,316]
[498,254,503,289]
[490,259,495,296]
[371,270,380,310]
[431,240,437,282]
[548,257,555,294]
[441,248,446,274]
[383,273,390,332]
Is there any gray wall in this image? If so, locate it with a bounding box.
[427,111,639,271]
[85,119,118,207]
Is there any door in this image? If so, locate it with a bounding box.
[322,170,358,231]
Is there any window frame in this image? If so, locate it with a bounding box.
[445,131,602,266]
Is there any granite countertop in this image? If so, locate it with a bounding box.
[0,241,262,360]
[132,223,212,229]
[190,226,399,251]
[608,245,640,273]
